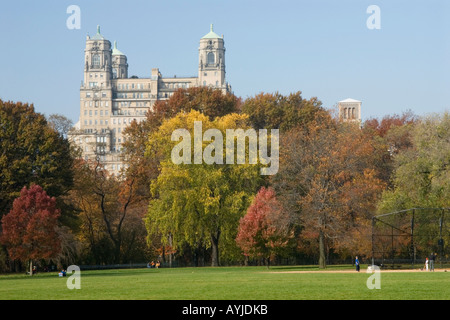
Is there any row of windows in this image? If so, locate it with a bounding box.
[161,82,191,89]
[84,101,109,108]
[116,83,147,90]
[115,92,148,99]
[85,92,107,99]
[84,110,110,116]
[89,73,104,79]
[342,107,358,120]
[112,109,146,116]
[114,102,149,108]
[83,117,144,127]
[84,119,110,126]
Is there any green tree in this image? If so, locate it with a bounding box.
[0,100,74,216]
[378,112,450,211]
[122,87,241,200]
[145,110,262,266]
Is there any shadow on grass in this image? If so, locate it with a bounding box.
[0,268,159,280]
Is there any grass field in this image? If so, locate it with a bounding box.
[0,265,448,300]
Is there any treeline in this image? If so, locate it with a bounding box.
[0,89,448,272]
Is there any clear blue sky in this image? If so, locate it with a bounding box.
[0,0,449,123]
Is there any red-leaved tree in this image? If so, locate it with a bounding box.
[236,187,293,267]
[1,185,61,275]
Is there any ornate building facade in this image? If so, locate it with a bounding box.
[69,25,231,175]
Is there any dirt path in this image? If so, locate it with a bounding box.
[266,268,448,274]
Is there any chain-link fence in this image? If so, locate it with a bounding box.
[371,208,449,269]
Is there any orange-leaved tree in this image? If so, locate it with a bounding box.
[236,187,294,267]
[273,112,385,268]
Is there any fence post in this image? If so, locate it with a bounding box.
[410,209,415,269]
[371,217,375,266]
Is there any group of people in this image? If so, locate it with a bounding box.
[147,260,161,269]
[424,253,438,271]
[355,252,439,272]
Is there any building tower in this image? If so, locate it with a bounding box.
[198,24,227,92]
[112,41,128,79]
[338,98,362,124]
[83,25,112,87]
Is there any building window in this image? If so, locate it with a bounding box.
[92,54,100,67]
[207,52,215,65]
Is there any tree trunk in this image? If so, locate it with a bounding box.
[210,231,220,267]
[29,259,33,276]
[319,229,326,269]
[168,234,173,268]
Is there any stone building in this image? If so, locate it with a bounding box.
[69,25,231,175]
[338,98,362,124]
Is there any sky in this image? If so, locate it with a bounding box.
[0,0,449,123]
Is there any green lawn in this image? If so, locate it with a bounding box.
[0,265,448,300]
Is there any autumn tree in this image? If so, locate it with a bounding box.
[66,158,148,264]
[272,112,385,268]
[145,110,262,266]
[236,187,294,267]
[0,100,74,216]
[122,87,241,199]
[1,185,61,275]
[241,91,324,132]
[362,110,418,186]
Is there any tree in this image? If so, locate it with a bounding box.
[272,112,385,268]
[47,113,74,138]
[362,111,418,186]
[1,185,61,275]
[66,158,146,264]
[378,112,450,211]
[241,91,324,132]
[122,87,241,199]
[0,100,74,216]
[145,110,262,266]
[236,187,294,267]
